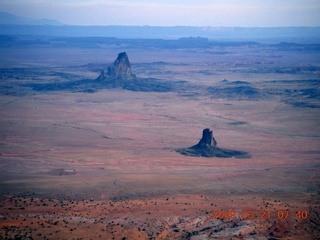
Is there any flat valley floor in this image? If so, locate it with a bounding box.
[0,40,319,239]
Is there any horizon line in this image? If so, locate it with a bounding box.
[1,23,320,28]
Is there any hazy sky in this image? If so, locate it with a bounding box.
[1,0,320,27]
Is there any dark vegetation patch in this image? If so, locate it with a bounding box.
[228,65,320,75]
[273,42,320,51]
[208,86,263,100]
[2,66,318,110]
[299,88,320,99]
[198,70,217,76]
[81,63,108,72]
[26,79,100,93]
[265,79,320,85]
[281,88,320,108]
[123,78,179,92]
[273,66,320,74]
[26,78,183,93]
[228,80,251,85]
[0,67,83,83]
[228,121,248,126]
[285,101,320,108]
[262,79,320,108]
[0,44,318,110]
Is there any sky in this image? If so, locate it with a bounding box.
[1,0,320,27]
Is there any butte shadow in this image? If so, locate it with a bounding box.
[177,128,251,158]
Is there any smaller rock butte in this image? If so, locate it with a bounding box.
[177,128,250,158]
[197,128,217,148]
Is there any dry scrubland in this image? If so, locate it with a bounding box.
[0,42,320,239]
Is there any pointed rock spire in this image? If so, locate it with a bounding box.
[97,52,136,87]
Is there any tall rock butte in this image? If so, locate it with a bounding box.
[197,128,217,148]
[177,128,250,158]
[97,52,136,87]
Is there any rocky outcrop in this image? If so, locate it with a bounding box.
[97,52,136,87]
[28,52,183,93]
[196,128,217,148]
[112,52,135,79]
[177,128,250,158]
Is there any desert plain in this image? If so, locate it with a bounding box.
[0,37,319,239]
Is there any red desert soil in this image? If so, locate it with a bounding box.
[0,193,319,240]
[0,87,319,239]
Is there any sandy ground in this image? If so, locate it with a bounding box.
[0,193,319,239]
[0,89,319,239]
[0,43,319,239]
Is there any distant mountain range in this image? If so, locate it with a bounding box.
[0,12,319,44]
[0,12,61,25]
